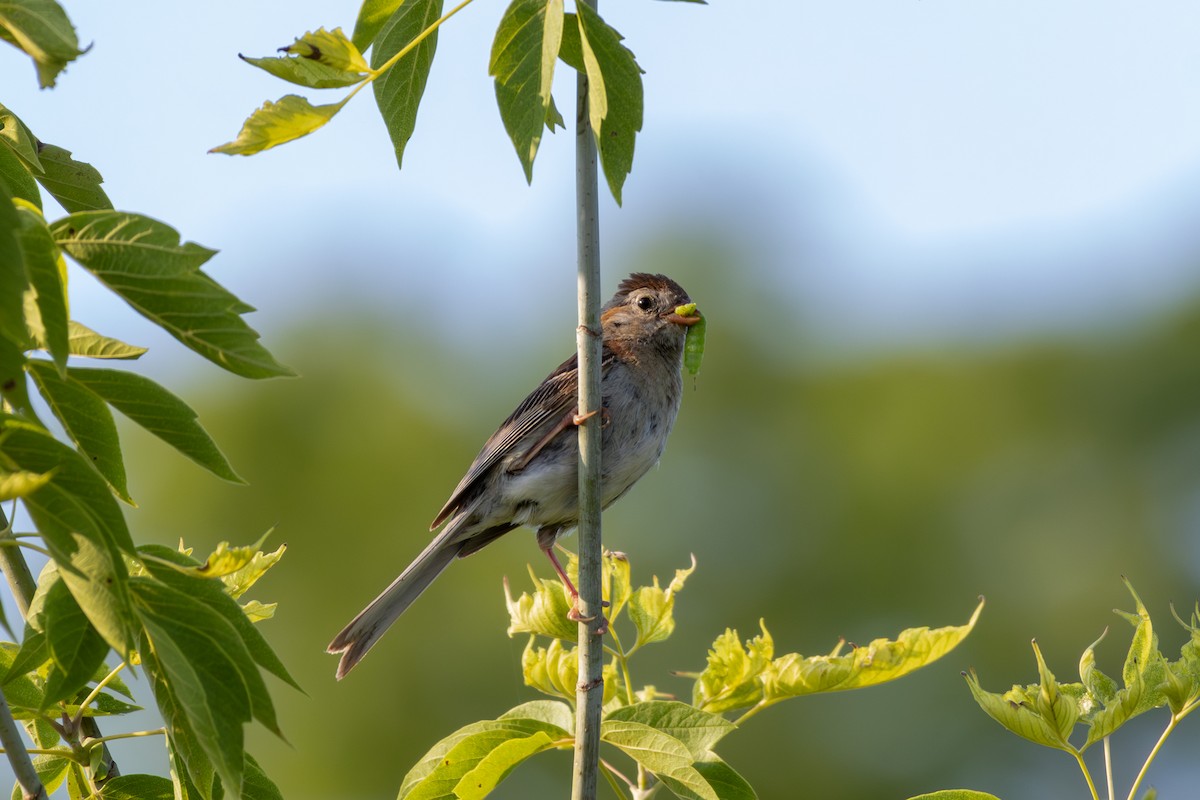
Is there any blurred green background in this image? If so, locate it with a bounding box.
[5,0,1200,797]
[113,236,1200,799]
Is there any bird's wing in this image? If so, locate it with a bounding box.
[430,348,615,530]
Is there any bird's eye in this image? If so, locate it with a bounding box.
[636,295,654,311]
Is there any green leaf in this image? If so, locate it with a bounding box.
[692,624,773,714]
[66,321,146,360]
[49,211,293,379]
[603,550,632,620]
[241,27,369,90]
[140,553,301,692]
[505,566,578,642]
[1114,578,1167,717]
[0,417,136,652]
[189,534,279,584]
[605,702,734,760]
[906,792,1003,800]
[133,577,267,797]
[0,177,30,348]
[33,143,112,213]
[27,361,131,502]
[352,0,404,51]
[0,468,52,500]
[1078,628,1117,709]
[520,636,616,704]
[99,774,174,800]
[693,755,756,800]
[0,330,38,418]
[601,719,717,800]
[398,718,569,800]
[371,0,444,169]
[0,0,84,87]
[489,0,564,182]
[157,667,216,800]
[497,699,574,732]
[282,27,369,74]
[9,755,70,800]
[66,366,243,483]
[452,731,556,800]
[963,660,1080,753]
[14,203,70,372]
[0,137,40,208]
[629,554,694,648]
[40,576,110,707]
[210,94,347,156]
[763,598,984,699]
[574,3,643,204]
[0,102,44,171]
[0,641,46,712]
[216,754,284,800]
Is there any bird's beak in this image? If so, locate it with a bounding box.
[665,302,701,327]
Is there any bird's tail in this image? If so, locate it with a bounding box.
[327,537,462,679]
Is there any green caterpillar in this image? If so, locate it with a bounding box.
[674,303,706,376]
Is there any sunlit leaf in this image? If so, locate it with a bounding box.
[14,203,70,373]
[498,700,574,732]
[67,366,242,483]
[9,755,70,800]
[521,636,616,705]
[693,755,756,800]
[398,718,569,800]
[241,27,369,90]
[65,321,146,360]
[0,468,52,500]
[629,554,695,648]
[0,102,44,171]
[605,701,734,760]
[40,577,109,707]
[0,138,40,208]
[211,94,347,156]
[0,0,84,87]
[505,567,577,642]
[352,0,404,51]
[763,598,984,699]
[33,143,112,213]
[691,624,773,714]
[490,0,564,182]
[0,176,29,348]
[906,792,1002,800]
[452,731,556,800]
[371,0,443,169]
[601,719,717,800]
[98,774,174,800]
[49,211,293,379]
[574,3,643,204]
[27,361,131,502]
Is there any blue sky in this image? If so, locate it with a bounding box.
[5,0,1200,353]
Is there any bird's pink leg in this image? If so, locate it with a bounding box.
[541,543,609,633]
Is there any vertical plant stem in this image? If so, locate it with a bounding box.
[0,507,118,785]
[0,507,47,800]
[1103,736,1113,800]
[0,689,47,800]
[571,1,605,798]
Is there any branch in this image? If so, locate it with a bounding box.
[571,2,606,797]
[0,689,47,800]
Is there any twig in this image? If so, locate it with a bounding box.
[571,3,606,798]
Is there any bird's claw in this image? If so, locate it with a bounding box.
[567,601,610,635]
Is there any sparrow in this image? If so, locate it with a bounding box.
[328,273,700,678]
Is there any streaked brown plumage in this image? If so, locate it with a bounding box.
[328,274,698,678]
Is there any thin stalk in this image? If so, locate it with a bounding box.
[1071,750,1101,800]
[571,1,605,797]
[71,663,127,728]
[0,689,47,799]
[341,0,477,106]
[1103,736,1113,800]
[1125,701,1199,800]
[87,728,166,747]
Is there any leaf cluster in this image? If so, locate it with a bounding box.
[401,550,980,800]
[3,4,298,796]
[215,0,701,203]
[947,579,1200,800]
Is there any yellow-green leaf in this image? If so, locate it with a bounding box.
[505,567,577,642]
[242,27,370,90]
[210,94,348,156]
[0,0,84,88]
[0,468,52,501]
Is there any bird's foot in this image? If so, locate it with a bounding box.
[568,600,609,635]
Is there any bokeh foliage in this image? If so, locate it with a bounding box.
[122,243,1200,798]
